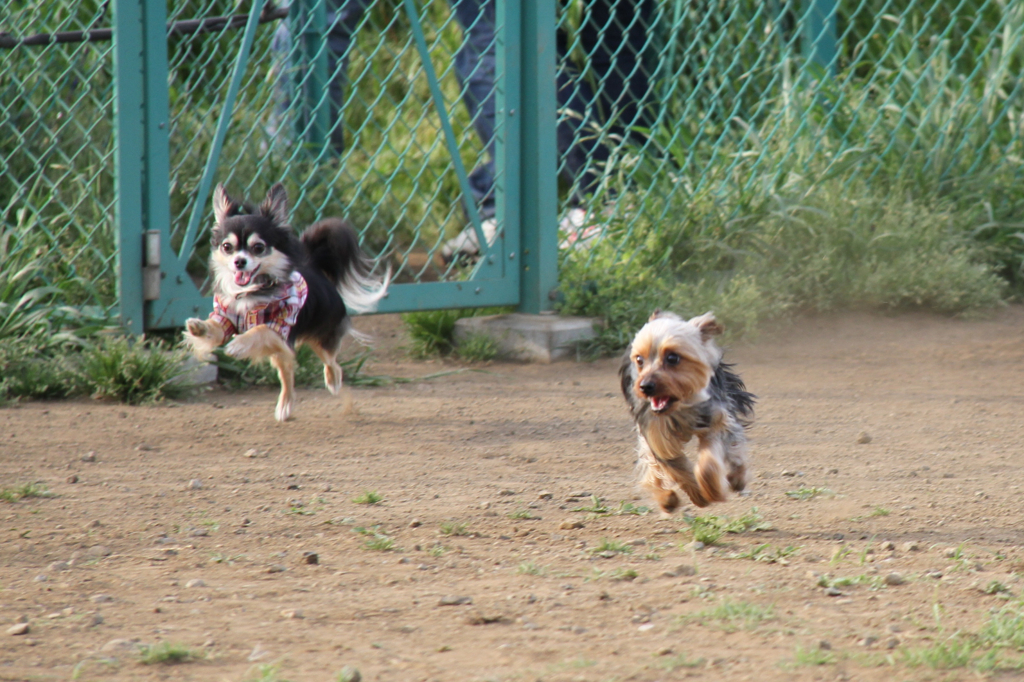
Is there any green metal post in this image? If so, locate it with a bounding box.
[802,0,837,74]
[112,0,146,335]
[496,0,521,293]
[291,0,331,154]
[516,0,558,314]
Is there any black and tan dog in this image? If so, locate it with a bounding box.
[183,183,389,421]
[619,311,754,511]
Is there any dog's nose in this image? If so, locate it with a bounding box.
[639,379,656,396]
[234,256,247,269]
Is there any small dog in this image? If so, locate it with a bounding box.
[183,183,389,421]
[619,310,754,512]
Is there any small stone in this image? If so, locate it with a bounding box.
[203,639,216,648]
[7,623,29,636]
[630,538,647,546]
[465,610,506,625]
[684,541,705,551]
[901,541,920,552]
[185,579,206,588]
[47,561,70,572]
[337,666,362,682]
[33,575,47,583]
[90,613,104,626]
[190,528,209,537]
[637,623,654,632]
[81,451,96,462]
[267,564,287,574]
[885,637,900,650]
[244,448,258,458]
[286,483,300,490]
[66,475,79,484]
[408,519,422,528]
[818,640,832,650]
[856,431,872,444]
[302,551,319,565]
[85,545,112,558]
[90,594,114,603]
[884,573,904,586]
[880,541,895,551]
[559,519,583,530]
[942,547,958,558]
[926,570,943,579]
[860,636,878,647]
[567,491,590,498]
[825,587,842,597]
[188,479,203,490]
[662,564,697,578]
[439,595,472,606]
[479,501,491,510]
[281,609,304,619]
[100,638,141,653]
[538,491,553,500]
[498,489,516,496]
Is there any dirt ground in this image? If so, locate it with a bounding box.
[2,308,1024,682]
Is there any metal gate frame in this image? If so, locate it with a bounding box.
[112,0,559,335]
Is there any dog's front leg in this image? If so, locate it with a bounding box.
[224,325,296,422]
[183,318,226,360]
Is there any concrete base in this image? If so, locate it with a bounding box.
[176,356,218,385]
[453,313,597,363]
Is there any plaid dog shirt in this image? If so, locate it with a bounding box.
[210,270,308,342]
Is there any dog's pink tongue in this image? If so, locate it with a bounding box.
[651,396,669,411]
[234,270,253,286]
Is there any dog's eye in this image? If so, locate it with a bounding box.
[221,242,234,255]
[635,355,644,367]
[250,243,266,256]
[665,352,681,366]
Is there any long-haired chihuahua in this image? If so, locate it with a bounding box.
[183,183,389,421]
[619,310,754,512]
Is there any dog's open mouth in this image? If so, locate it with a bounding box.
[650,396,675,413]
[234,267,259,287]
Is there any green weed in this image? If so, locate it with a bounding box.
[789,645,836,667]
[981,603,1024,649]
[507,508,536,520]
[732,543,800,564]
[571,495,609,515]
[352,490,383,505]
[682,600,774,632]
[455,332,498,362]
[901,635,979,669]
[591,539,633,555]
[0,482,52,503]
[682,508,772,545]
[785,486,832,501]
[137,642,202,665]
[439,521,469,536]
[517,561,548,576]
[79,336,195,404]
[657,652,705,670]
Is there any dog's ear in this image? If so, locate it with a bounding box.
[688,311,724,341]
[212,184,237,227]
[648,308,663,322]
[259,183,289,226]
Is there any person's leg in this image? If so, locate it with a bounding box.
[325,0,371,154]
[450,0,497,219]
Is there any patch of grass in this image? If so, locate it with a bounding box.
[614,500,650,516]
[352,490,383,505]
[455,332,498,362]
[732,543,800,564]
[785,486,832,501]
[817,573,886,590]
[517,561,548,576]
[402,309,469,358]
[609,567,638,581]
[981,603,1024,648]
[363,534,395,552]
[137,642,202,665]
[336,667,362,682]
[657,652,705,670]
[789,645,837,667]
[507,508,536,520]
[243,663,295,682]
[682,600,774,632]
[591,538,633,555]
[426,544,447,557]
[80,336,196,405]
[0,482,52,503]
[687,516,724,545]
[683,508,773,545]
[571,495,610,514]
[439,521,469,536]
[871,506,891,517]
[901,635,979,669]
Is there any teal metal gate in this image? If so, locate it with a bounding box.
[113,0,559,335]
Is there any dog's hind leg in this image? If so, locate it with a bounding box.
[723,425,749,492]
[307,339,343,396]
[694,432,729,505]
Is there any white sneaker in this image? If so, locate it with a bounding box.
[442,218,498,261]
[558,207,603,251]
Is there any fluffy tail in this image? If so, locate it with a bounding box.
[301,218,391,314]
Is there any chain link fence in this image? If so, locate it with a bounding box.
[554,0,1024,270]
[3,0,1023,327]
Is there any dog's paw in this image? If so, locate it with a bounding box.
[185,318,207,337]
[275,397,292,422]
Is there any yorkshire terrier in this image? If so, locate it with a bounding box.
[619,310,754,512]
[183,183,389,422]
